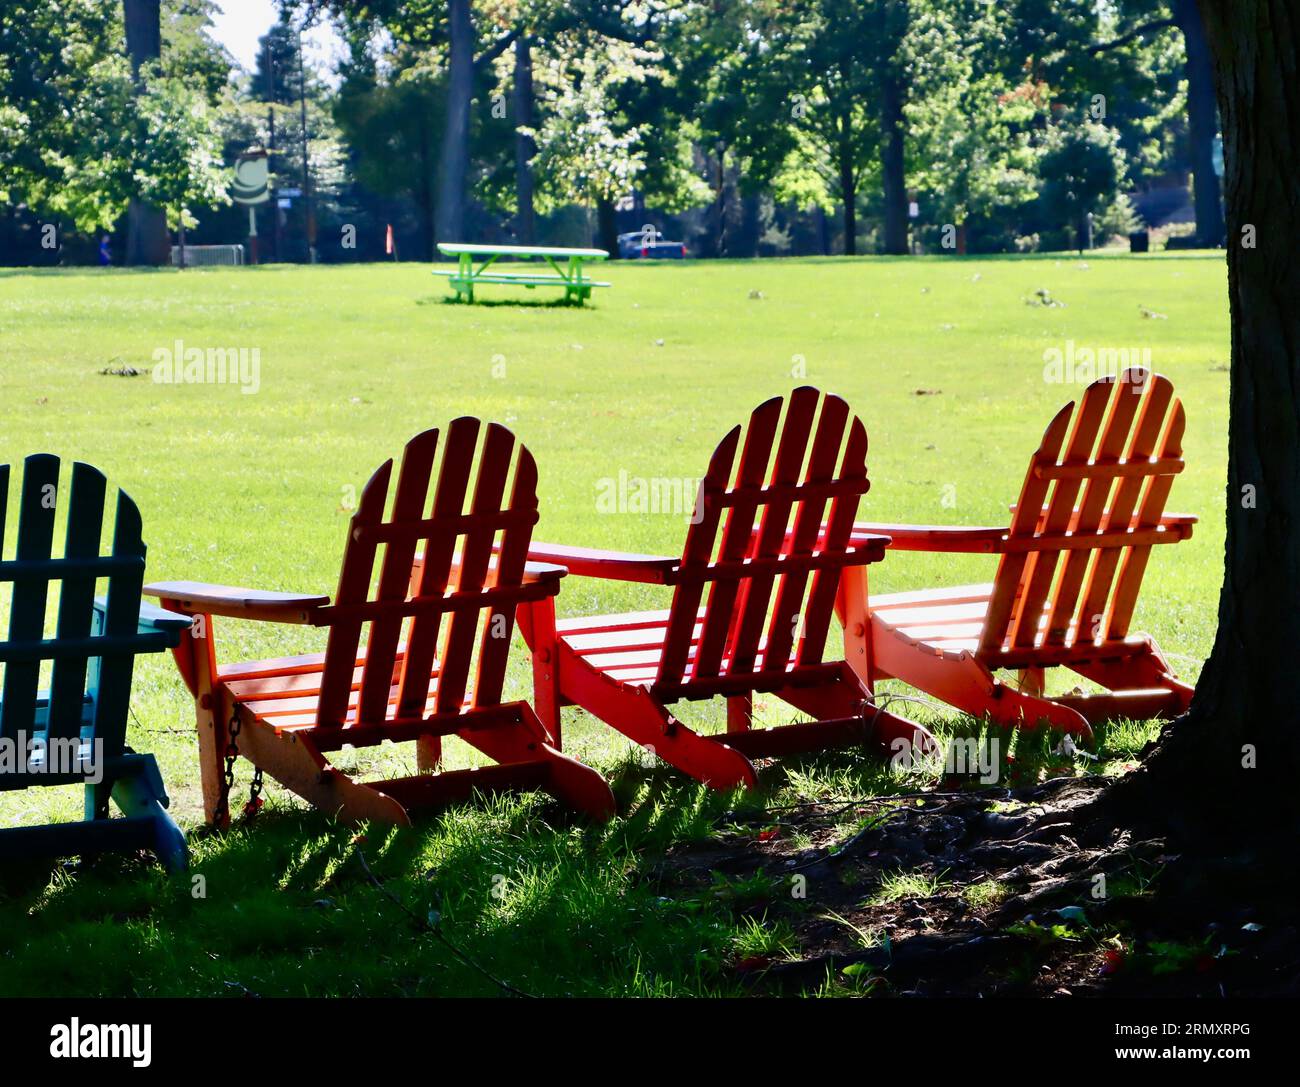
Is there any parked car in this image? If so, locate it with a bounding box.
[617,231,688,259]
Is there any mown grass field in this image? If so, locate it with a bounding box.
[0,253,1229,995]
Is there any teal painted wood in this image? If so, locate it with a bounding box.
[47,462,105,744]
[0,455,189,870]
[1,454,57,744]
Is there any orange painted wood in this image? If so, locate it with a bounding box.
[521,388,937,789]
[150,422,614,826]
[850,370,1193,742]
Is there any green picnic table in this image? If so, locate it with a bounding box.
[433,243,610,304]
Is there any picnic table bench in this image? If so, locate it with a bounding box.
[433,243,610,304]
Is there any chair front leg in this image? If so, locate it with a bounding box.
[519,595,563,746]
[164,606,230,828]
[836,565,876,690]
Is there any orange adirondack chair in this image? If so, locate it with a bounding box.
[844,369,1196,739]
[517,387,937,789]
[147,420,615,828]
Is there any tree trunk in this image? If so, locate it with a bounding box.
[1133,0,1300,829]
[595,196,619,258]
[838,122,856,256]
[418,118,435,261]
[123,0,169,266]
[879,1,910,255]
[435,0,474,244]
[513,36,536,246]
[1175,0,1226,246]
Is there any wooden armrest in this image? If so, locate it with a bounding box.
[93,596,192,632]
[137,600,193,631]
[91,598,190,649]
[850,522,1007,554]
[523,561,567,583]
[144,580,330,624]
[525,542,680,585]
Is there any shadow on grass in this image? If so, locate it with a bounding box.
[415,293,597,309]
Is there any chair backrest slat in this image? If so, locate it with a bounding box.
[1071,377,1174,639]
[317,421,538,731]
[692,397,784,679]
[1011,376,1129,649]
[728,387,821,673]
[0,456,151,765]
[46,463,107,743]
[317,461,392,726]
[397,417,480,717]
[89,490,146,757]
[798,415,869,665]
[979,370,1185,660]
[435,423,517,714]
[471,445,537,709]
[1094,397,1186,640]
[1,455,59,744]
[656,388,871,693]
[657,432,737,685]
[356,431,439,724]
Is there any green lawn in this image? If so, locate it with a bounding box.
[0,253,1229,995]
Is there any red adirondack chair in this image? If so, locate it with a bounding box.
[844,369,1195,738]
[517,387,937,789]
[147,420,615,828]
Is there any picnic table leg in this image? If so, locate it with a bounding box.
[460,252,474,303]
[568,255,585,304]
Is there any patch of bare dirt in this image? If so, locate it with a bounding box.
[647,776,1300,996]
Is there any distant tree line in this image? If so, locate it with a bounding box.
[0,0,1224,265]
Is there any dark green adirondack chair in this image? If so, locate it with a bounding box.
[0,454,189,870]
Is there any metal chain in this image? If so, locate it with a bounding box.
[244,765,265,818]
[215,708,265,825]
[215,709,240,828]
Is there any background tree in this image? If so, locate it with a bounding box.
[1036,120,1128,250]
[129,75,231,266]
[124,0,171,264]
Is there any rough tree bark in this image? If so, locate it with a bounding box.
[1174,0,1225,246]
[123,0,169,266]
[1123,0,1300,830]
[513,35,535,246]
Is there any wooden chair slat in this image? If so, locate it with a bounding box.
[729,386,822,673]
[978,404,1073,656]
[0,463,8,560]
[799,416,870,665]
[754,393,852,672]
[435,423,515,714]
[657,429,739,686]
[358,429,439,724]
[90,489,146,758]
[1106,399,1186,638]
[692,395,784,679]
[473,447,538,708]
[318,459,391,726]
[46,463,106,743]
[1,455,59,743]
[1074,376,1176,637]
[1037,371,1147,646]
[397,416,481,716]
[1010,378,1117,649]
